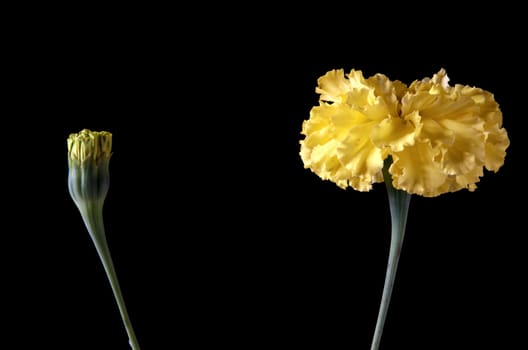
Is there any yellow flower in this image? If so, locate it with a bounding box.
[300,68,509,197]
[67,128,112,165]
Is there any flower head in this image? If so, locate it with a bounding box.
[68,128,112,165]
[68,129,113,205]
[300,68,509,197]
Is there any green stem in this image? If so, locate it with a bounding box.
[370,160,412,350]
[81,202,141,350]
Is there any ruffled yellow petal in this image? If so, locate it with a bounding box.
[408,68,450,94]
[453,166,484,192]
[303,139,347,187]
[316,69,374,104]
[299,103,366,189]
[406,90,487,176]
[342,70,379,110]
[300,105,345,186]
[366,73,403,117]
[484,126,509,171]
[300,101,386,191]
[336,122,385,191]
[391,69,509,195]
[438,117,486,175]
[457,85,510,171]
[390,140,448,197]
[301,69,404,191]
[393,80,408,100]
[371,110,422,152]
[315,69,353,104]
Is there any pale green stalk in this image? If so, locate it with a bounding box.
[77,200,141,350]
[370,158,412,350]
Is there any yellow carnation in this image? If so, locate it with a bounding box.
[300,68,509,197]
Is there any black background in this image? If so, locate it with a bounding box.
[7,5,527,350]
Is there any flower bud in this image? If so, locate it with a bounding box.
[67,129,112,207]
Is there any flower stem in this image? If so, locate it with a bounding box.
[370,159,411,350]
[81,202,141,350]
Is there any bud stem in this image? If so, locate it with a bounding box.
[79,202,141,350]
[370,158,412,350]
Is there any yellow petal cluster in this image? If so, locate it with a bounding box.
[68,129,113,164]
[300,69,509,196]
